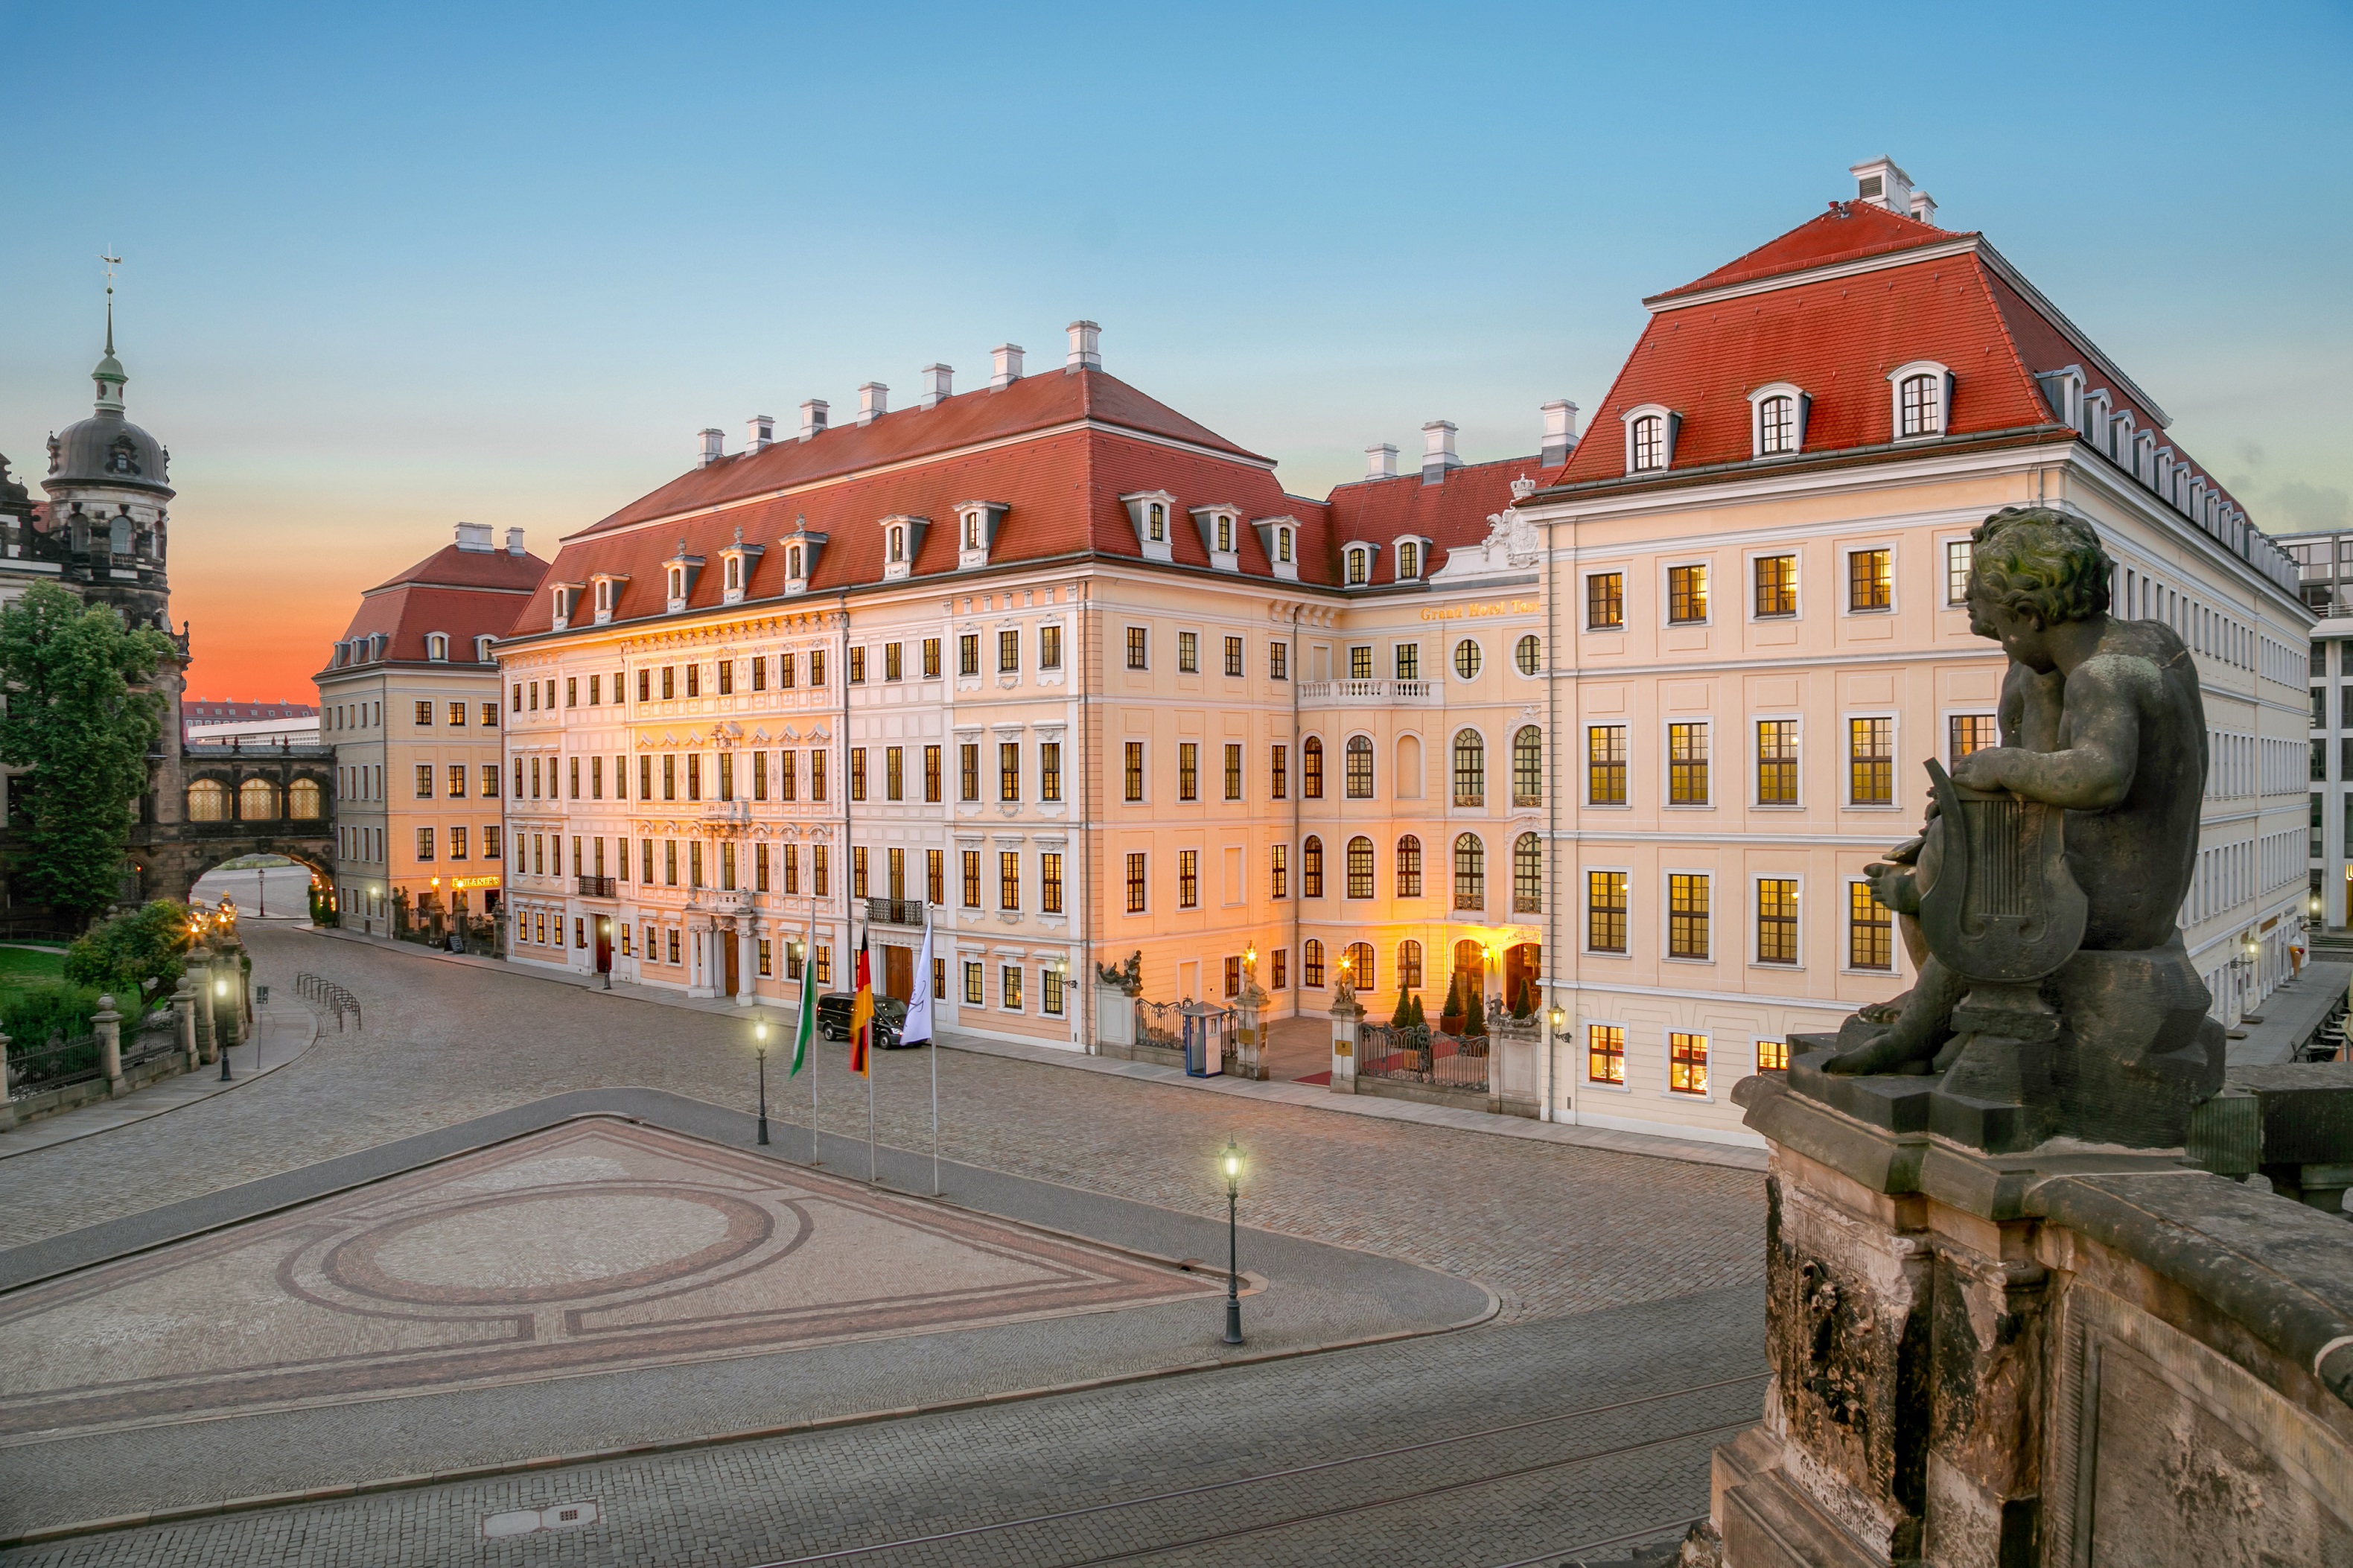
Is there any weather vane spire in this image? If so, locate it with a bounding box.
[99,247,121,354]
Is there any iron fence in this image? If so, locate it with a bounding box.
[1357,1022,1490,1093]
[1136,999,1185,1054]
[6,1032,103,1100]
[295,972,364,1030]
[121,1016,183,1070]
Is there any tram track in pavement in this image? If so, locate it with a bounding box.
[752,1371,1765,1568]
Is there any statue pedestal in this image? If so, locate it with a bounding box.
[1716,1067,2353,1568]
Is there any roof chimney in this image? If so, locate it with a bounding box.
[799,399,829,442]
[698,427,725,468]
[1541,401,1580,467]
[1848,156,1914,215]
[1366,443,1398,481]
[858,382,889,425]
[453,520,494,552]
[1065,320,1101,372]
[747,413,774,453]
[1421,421,1461,485]
[506,528,527,557]
[918,363,954,409]
[990,343,1025,390]
[1908,189,1938,226]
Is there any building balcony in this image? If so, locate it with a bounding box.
[867,896,933,928]
[576,876,618,899]
[1298,678,1441,706]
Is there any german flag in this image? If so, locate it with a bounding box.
[849,931,874,1077]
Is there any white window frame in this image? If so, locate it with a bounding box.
[1343,541,1374,587]
[1582,864,1635,960]
[1621,403,1679,474]
[1842,540,1900,618]
[1842,874,1905,978]
[1661,718,1713,810]
[1842,711,1902,810]
[1745,383,1809,459]
[1661,556,1714,628]
[1941,535,1975,606]
[425,632,449,662]
[1751,870,1806,970]
[1743,546,1803,624]
[1888,360,1953,440]
[1395,535,1431,581]
[1940,707,2002,772]
[1581,1016,1634,1094]
[1659,866,1716,966]
[1661,1027,1716,1100]
[1750,713,1804,811]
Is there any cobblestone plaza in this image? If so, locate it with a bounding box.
[0,926,1767,1564]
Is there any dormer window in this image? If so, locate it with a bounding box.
[1398,541,1421,580]
[427,633,449,662]
[787,545,803,578]
[548,581,585,629]
[954,502,1008,570]
[474,634,495,662]
[1747,384,1809,459]
[1277,527,1293,564]
[596,579,614,614]
[888,525,906,562]
[1252,515,1302,583]
[777,520,827,594]
[666,566,685,600]
[1119,491,1179,564]
[1190,506,1242,571]
[963,515,979,549]
[1621,404,1678,474]
[714,529,764,605]
[1216,516,1232,552]
[1889,362,1952,439]
[725,555,742,591]
[1346,546,1371,585]
[876,514,927,581]
[1148,503,1165,542]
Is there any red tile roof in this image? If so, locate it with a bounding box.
[1650,200,1962,303]
[1322,459,1564,587]
[333,543,548,667]
[582,368,1270,537]
[371,541,549,593]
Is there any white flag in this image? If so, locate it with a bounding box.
[903,920,934,1046]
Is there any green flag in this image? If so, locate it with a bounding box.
[790,927,815,1076]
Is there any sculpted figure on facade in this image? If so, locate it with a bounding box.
[1815,507,2224,1149]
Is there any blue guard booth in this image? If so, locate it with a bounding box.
[1182,1001,1227,1077]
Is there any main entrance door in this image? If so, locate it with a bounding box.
[882,945,913,1000]
[722,932,739,996]
[594,917,613,975]
[1503,943,1541,1014]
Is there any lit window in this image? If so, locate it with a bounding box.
[1302,836,1324,898]
[1512,727,1542,806]
[1850,882,1893,970]
[1346,836,1375,899]
[1850,718,1894,806]
[1757,721,1798,805]
[1346,736,1374,798]
[1395,835,1421,897]
[1588,1024,1626,1084]
[1303,939,1325,987]
[1754,555,1797,617]
[1757,879,1798,964]
[1397,940,1423,989]
[1453,834,1484,910]
[1452,730,1485,806]
[1668,873,1710,960]
[1588,726,1627,806]
[1667,722,1709,806]
[1303,736,1324,798]
[1669,1033,1709,1094]
[1399,541,1420,579]
[1587,573,1624,628]
[1346,548,1369,585]
[1848,549,1893,611]
[1949,714,1999,766]
[1668,564,1709,623]
[1757,1038,1789,1071]
[1512,833,1541,914]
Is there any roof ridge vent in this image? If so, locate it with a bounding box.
[1065,320,1100,372]
[1848,156,1915,215]
[858,382,888,425]
[991,343,1024,389]
[453,520,494,552]
[919,364,953,409]
[799,399,829,442]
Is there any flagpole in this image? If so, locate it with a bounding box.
[928,917,940,1197]
[806,922,819,1166]
[864,925,877,1185]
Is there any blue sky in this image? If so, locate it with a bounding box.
[3,0,2347,696]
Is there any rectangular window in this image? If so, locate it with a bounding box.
[1223,636,1244,677]
[1946,540,1974,605]
[685,664,701,698]
[1754,555,1797,617]
[999,851,1020,910]
[1040,742,1062,803]
[964,962,984,1005]
[1667,564,1708,623]
[962,850,981,908]
[449,764,468,799]
[1039,626,1062,669]
[1223,743,1243,801]
[1270,949,1287,989]
[959,634,979,676]
[1395,643,1420,681]
[1948,714,1999,767]
[923,637,941,678]
[1587,572,1624,629]
[1849,718,1894,805]
[999,628,1019,672]
[848,647,866,683]
[1041,852,1063,914]
[1849,881,1893,970]
[777,750,797,803]
[926,849,943,905]
[748,660,762,693]
[1123,741,1144,802]
[1349,646,1372,681]
[1669,1033,1710,1095]
[1588,1024,1626,1085]
[812,844,830,896]
[1668,873,1710,960]
[1270,843,1288,899]
[1757,878,1798,964]
[1126,627,1148,669]
[1588,870,1628,953]
[999,742,1020,802]
[756,844,770,893]
[1178,743,1198,802]
[960,743,980,802]
[1001,965,1023,1010]
[810,749,827,802]
[1848,548,1893,611]
[1270,745,1287,800]
[850,748,867,802]
[719,660,734,694]
[482,765,500,798]
[661,666,675,700]
[1270,643,1287,681]
[924,745,943,803]
[884,643,902,681]
[692,841,707,887]
[885,746,903,801]
[687,753,702,800]
[779,843,800,895]
[748,751,765,801]
[485,825,501,860]
[453,700,471,725]
[415,700,434,726]
[1125,852,1147,913]
[1043,966,1064,1016]
[1588,726,1626,806]
[853,846,870,899]
[592,755,605,800]
[415,764,434,800]
[1178,631,1199,672]
[1756,721,1798,805]
[641,838,654,883]
[1178,850,1199,908]
[814,944,831,985]
[417,826,435,861]
[1667,722,1709,806]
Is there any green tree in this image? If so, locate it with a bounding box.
[1465,984,1488,1039]
[65,898,190,1004]
[0,583,173,926]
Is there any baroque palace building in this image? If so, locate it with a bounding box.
[1517,159,2311,1144]
[494,329,1572,1050]
[318,523,547,935]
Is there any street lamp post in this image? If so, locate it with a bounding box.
[753,1020,771,1146]
[215,974,232,1081]
[1221,1137,1244,1346]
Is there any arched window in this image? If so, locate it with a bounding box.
[239,778,280,820]
[1276,527,1293,563]
[1453,639,1483,679]
[1515,634,1542,675]
[1346,735,1375,798]
[185,780,226,822]
[1216,516,1233,552]
[1453,833,1485,909]
[1302,736,1325,799]
[1513,832,1542,913]
[725,555,743,589]
[1631,414,1666,471]
[964,514,980,549]
[1302,938,1326,987]
[109,514,133,555]
[1513,726,1543,806]
[1148,503,1166,541]
[287,778,324,820]
[1346,547,1369,585]
[888,526,905,562]
[1343,941,1375,991]
[1758,394,1798,455]
[787,544,804,579]
[666,565,684,600]
[1346,835,1375,898]
[1899,372,1943,437]
[1302,835,1325,898]
[1396,835,1423,897]
[1453,730,1486,806]
[1398,541,1420,579]
[1397,939,1424,990]
[426,633,448,661]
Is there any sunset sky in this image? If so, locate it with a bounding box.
[2,1,2346,702]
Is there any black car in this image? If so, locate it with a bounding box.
[815,992,912,1048]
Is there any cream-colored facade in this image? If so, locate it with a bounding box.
[1524,441,2311,1148]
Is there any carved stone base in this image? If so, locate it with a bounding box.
[2048,938,2226,1147]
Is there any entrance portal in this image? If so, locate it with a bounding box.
[1503,943,1541,1015]
[882,945,913,1001]
[722,932,740,997]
